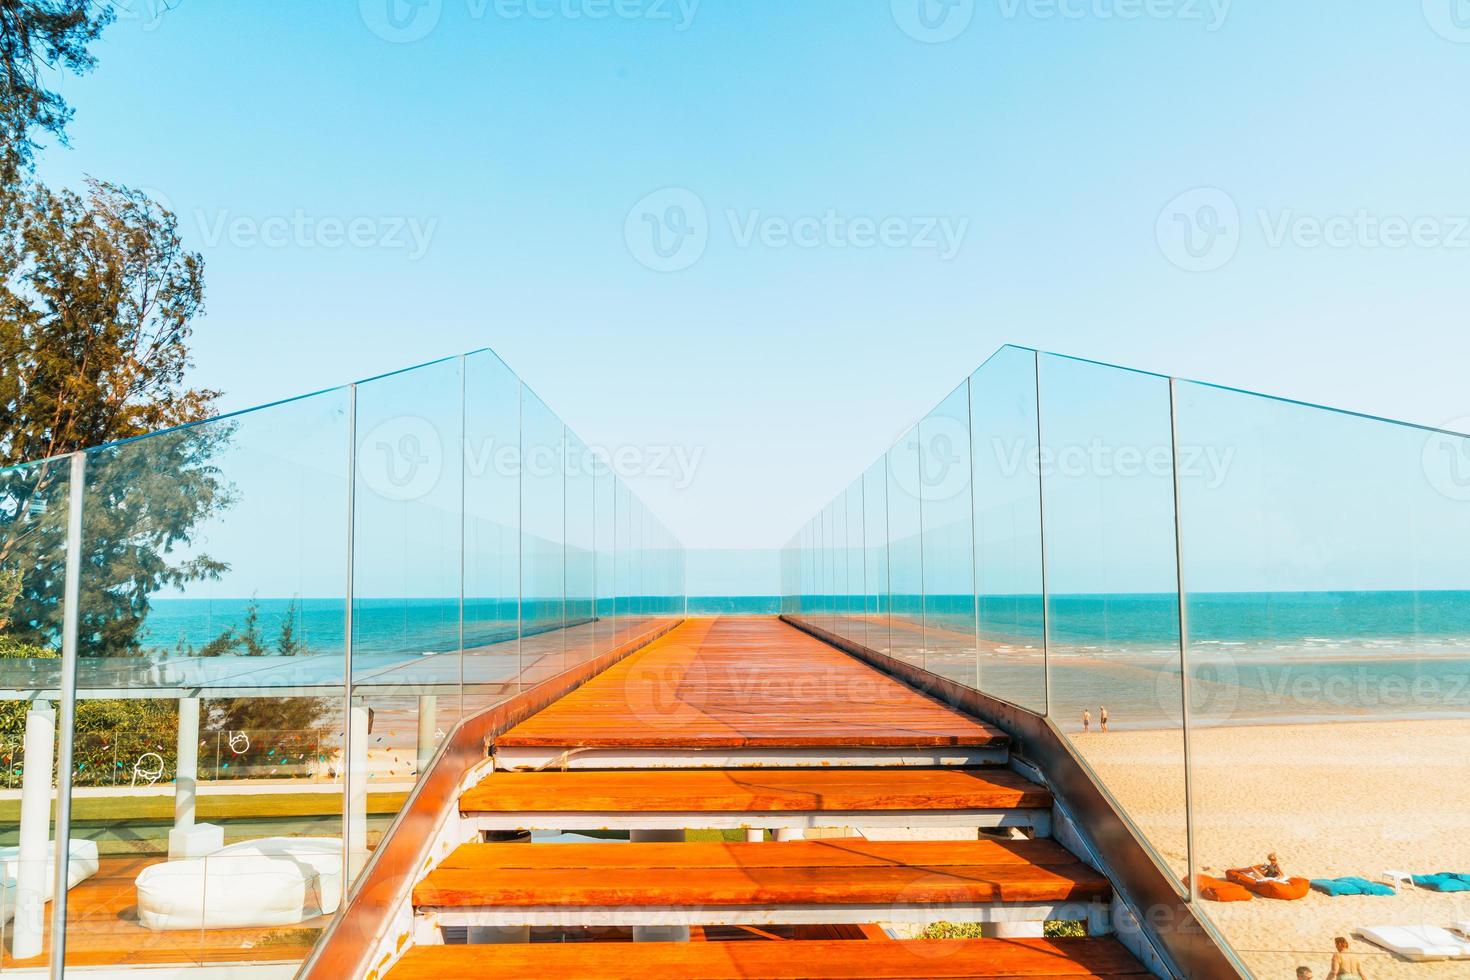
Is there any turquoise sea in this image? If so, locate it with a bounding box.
[138,591,1470,726]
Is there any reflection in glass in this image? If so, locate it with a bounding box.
[920,383,978,689]
[1038,353,1188,886]
[970,346,1047,713]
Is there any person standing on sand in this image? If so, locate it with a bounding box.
[1326,937,1367,980]
[1100,706,1109,732]
[1082,709,1091,733]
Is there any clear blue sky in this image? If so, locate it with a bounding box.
[35,1,1470,581]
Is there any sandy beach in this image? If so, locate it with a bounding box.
[1074,718,1470,979]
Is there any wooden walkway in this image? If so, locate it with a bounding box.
[494,617,1009,767]
[382,617,1139,980]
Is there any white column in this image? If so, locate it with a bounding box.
[13,702,56,961]
[175,697,200,828]
[631,830,689,942]
[744,829,764,843]
[348,699,370,859]
[774,828,805,842]
[167,697,222,859]
[416,694,438,773]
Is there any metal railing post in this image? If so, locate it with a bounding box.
[49,450,87,977]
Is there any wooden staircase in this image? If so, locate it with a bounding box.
[380,618,1149,980]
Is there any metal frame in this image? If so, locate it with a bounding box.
[782,614,1245,980]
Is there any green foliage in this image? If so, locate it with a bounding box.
[0,0,115,178]
[921,920,1088,940]
[0,177,227,655]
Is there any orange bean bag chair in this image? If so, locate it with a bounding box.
[1226,867,1311,900]
[1190,874,1253,902]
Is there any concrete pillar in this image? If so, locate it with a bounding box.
[774,828,805,842]
[981,921,1045,938]
[632,830,688,942]
[168,698,223,859]
[416,694,438,773]
[744,829,764,843]
[13,702,55,961]
[175,697,199,828]
[348,699,370,858]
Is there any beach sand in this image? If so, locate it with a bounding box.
[1074,718,1470,979]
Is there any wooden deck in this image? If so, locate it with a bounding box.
[496,618,1008,751]
[414,838,1110,912]
[386,937,1151,979]
[461,767,1052,814]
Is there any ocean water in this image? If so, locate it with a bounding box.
[135,591,1470,726]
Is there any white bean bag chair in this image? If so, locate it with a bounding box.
[135,836,342,931]
[0,840,100,923]
[1360,925,1470,961]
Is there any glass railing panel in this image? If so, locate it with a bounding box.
[863,459,891,655]
[351,357,461,888]
[519,391,565,686]
[1175,380,1470,976]
[831,492,851,641]
[1038,353,1189,889]
[887,428,925,669]
[593,455,616,649]
[69,389,350,969]
[564,433,596,670]
[844,481,866,648]
[0,456,70,970]
[463,350,522,714]
[920,382,979,689]
[970,346,1047,713]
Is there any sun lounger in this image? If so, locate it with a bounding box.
[1226,867,1310,900]
[135,836,342,930]
[1311,876,1396,897]
[0,840,100,923]
[1359,925,1470,962]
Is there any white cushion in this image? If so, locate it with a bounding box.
[135,837,343,931]
[1360,925,1470,961]
[0,839,101,923]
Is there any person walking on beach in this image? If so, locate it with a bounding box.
[1326,936,1367,980]
[1297,968,1313,980]
[1100,705,1109,732]
[1082,709,1091,733]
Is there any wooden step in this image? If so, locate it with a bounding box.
[385,937,1149,979]
[494,618,1009,769]
[461,767,1053,835]
[413,839,1111,931]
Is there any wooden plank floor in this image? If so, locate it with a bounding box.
[461,767,1051,814]
[386,937,1150,979]
[414,839,1110,909]
[496,618,1008,749]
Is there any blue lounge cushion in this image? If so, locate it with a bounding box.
[1412,873,1470,892]
[1338,876,1395,896]
[1311,876,1396,897]
[1311,878,1360,896]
